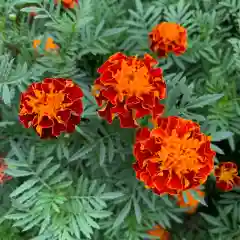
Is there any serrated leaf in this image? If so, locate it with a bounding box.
[200,213,223,226]
[211,131,233,142]
[99,140,106,166]
[42,164,60,180]
[133,197,141,223]
[113,200,132,228]
[23,216,43,231]
[88,211,112,219]
[107,138,114,163]
[77,216,92,238]
[71,216,80,238]
[10,178,38,198]
[135,0,143,15]
[210,143,224,154]
[84,214,100,229]
[2,84,11,105]
[17,185,42,203]
[5,168,33,177]
[5,213,29,220]
[10,140,25,162]
[36,157,53,174]
[102,27,127,37]
[20,7,43,13]
[69,144,97,162]
[100,192,124,200]
[186,94,224,109]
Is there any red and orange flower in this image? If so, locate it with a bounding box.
[133,116,215,195]
[92,52,166,128]
[54,0,79,8]
[147,225,170,240]
[0,157,12,184]
[149,22,187,58]
[19,78,83,138]
[177,188,205,214]
[214,162,240,191]
[33,37,59,52]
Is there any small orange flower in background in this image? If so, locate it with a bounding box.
[177,189,205,214]
[149,22,187,58]
[147,225,170,240]
[19,78,83,138]
[0,157,12,184]
[133,116,215,195]
[54,0,79,8]
[92,52,166,128]
[33,37,59,52]
[214,162,240,191]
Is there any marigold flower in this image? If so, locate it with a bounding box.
[19,78,83,138]
[54,0,79,8]
[33,37,59,52]
[0,158,12,184]
[147,225,170,240]
[133,116,215,195]
[92,52,166,128]
[214,162,240,191]
[149,22,187,58]
[177,188,205,214]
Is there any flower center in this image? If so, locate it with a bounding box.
[219,168,236,182]
[27,88,66,122]
[114,59,153,101]
[160,25,179,40]
[156,130,202,176]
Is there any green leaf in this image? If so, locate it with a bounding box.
[88,211,112,219]
[135,0,143,15]
[99,140,106,166]
[71,216,80,238]
[113,200,132,228]
[107,138,114,163]
[102,27,127,37]
[10,140,26,162]
[20,7,43,13]
[200,213,223,227]
[210,143,224,154]
[100,192,124,200]
[5,213,29,220]
[5,168,33,177]
[42,164,60,180]
[36,157,53,174]
[10,178,38,198]
[84,214,100,229]
[69,144,97,162]
[49,171,68,185]
[211,131,233,142]
[2,84,11,105]
[186,94,224,109]
[0,121,15,127]
[133,197,141,224]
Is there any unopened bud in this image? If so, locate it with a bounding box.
[8,13,16,21]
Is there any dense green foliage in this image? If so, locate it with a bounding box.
[0,0,240,239]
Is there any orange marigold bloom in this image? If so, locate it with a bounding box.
[214,162,240,191]
[177,189,205,214]
[133,116,215,195]
[147,225,170,240]
[33,37,59,52]
[19,78,83,138]
[54,0,79,8]
[149,22,187,58]
[92,52,166,128]
[0,158,12,184]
